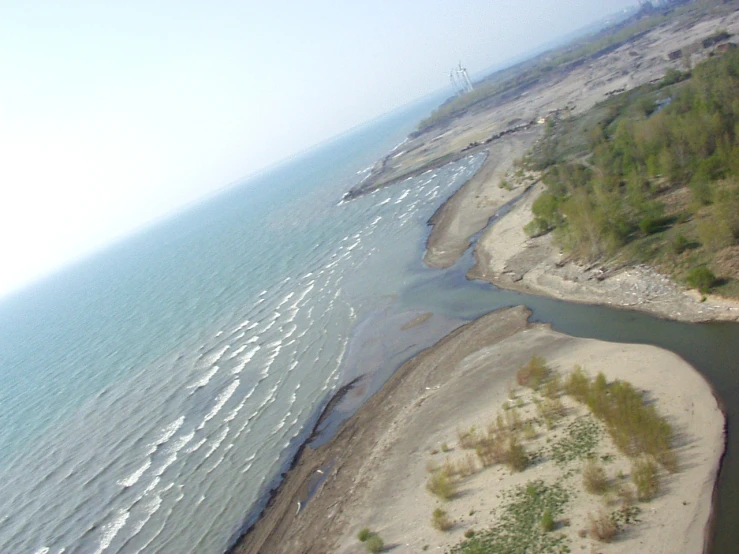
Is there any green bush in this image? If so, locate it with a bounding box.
[632,456,660,501]
[427,470,457,500]
[516,356,551,389]
[686,266,716,293]
[582,460,610,494]
[358,528,371,542]
[541,508,555,532]
[432,507,454,531]
[365,533,384,553]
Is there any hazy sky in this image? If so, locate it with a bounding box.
[0,0,637,297]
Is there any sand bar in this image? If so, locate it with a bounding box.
[232,307,724,553]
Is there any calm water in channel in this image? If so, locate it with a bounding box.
[0,98,737,553]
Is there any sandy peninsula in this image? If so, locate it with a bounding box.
[233,307,724,553]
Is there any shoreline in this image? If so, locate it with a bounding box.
[231,307,725,553]
[228,8,739,552]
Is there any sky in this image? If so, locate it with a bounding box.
[0,0,637,297]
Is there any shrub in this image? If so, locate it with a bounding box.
[541,508,555,532]
[588,510,618,543]
[432,508,453,531]
[458,426,480,450]
[583,460,610,494]
[506,437,529,472]
[565,365,590,402]
[671,234,690,255]
[464,528,475,539]
[686,266,716,293]
[358,528,371,542]
[365,533,384,553]
[517,356,552,389]
[441,442,451,453]
[632,456,660,501]
[476,431,507,468]
[427,471,457,500]
[524,217,552,238]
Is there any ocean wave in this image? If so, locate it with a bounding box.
[150,416,185,447]
[204,426,229,460]
[231,345,260,375]
[186,366,219,390]
[152,453,178,477]
[117,459,152,488]
[198,380,240,430]
[127,494,162,539]
[94,509,129,554]
[183,438,206,454]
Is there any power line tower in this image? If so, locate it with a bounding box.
[450,62,474,95]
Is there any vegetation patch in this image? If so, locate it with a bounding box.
[450,480,570,554]
[524,48,739,296]
[549,417,601,466]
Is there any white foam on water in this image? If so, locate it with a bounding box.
[246,321,259,331]
[223,397,246,422]
[142,477,160,497]
[187,365,219,390]
[117,459,152,488]
[258,290,267,296]
[204,426,229,460]
[275,292,294,309]
[229,344,249,359]
[236,319,250,331]
[245,335,259,344]
[198,380,240,430]
[166,431,194,455]
[231,345,260,375]
[183,438,206,454]
[32,548,49,554]
[127,494,162,538]
[261,319,277,333]
[150,416,185,448]
[94,509,129,554]
[153,453,177,477]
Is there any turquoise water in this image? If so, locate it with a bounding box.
[0,96,487,553]
[1,95,738,554]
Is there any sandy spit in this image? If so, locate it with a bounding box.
[231,306,724,554]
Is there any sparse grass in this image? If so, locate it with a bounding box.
[441,442,452,453]
[476,430,508,468]
[632,456,660,501]
[458,426,480,450]
[432,507,454,531]
[588,510,618,543]
[516,356,552,390]
[536,396,565,429]
[449,480,570,554]
[523,420,537,440]
[427,470,457,501]
[582,460,610,495]
[543,374,562,399]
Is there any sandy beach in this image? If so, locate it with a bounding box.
[233,307,724,553]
